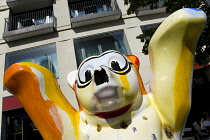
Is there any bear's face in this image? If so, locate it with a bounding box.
[68,51,141,118]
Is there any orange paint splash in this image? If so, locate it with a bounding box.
[4,63,81,139]
[126,55,148,95]
[4,64,63,139]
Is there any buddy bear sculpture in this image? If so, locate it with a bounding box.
[4,8,206,140]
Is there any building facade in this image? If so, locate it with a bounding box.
[0,0,167,139]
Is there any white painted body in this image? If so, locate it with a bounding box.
[78,95,164,140]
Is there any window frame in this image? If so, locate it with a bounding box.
[5,43,59,78]
[74,30,131,67]
[140,23,160,34]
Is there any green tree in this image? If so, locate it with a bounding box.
[125,0,210,66]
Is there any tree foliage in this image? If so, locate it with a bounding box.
[125,0,210,66]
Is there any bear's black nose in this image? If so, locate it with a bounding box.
[94,68,109,86]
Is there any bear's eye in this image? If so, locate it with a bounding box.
[85,70,92,82]
[111,61,122,71]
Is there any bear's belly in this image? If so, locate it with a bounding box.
[78,106,166,140]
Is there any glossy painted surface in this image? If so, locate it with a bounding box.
[4,8,206,140]
[4,63,79,140]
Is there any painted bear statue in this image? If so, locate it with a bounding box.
[4,8,207,140]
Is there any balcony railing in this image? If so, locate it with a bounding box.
[4,8,54,32]
[69,0,119,18]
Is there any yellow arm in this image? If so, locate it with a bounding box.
[4,62,80,140]
[149,8,206,134]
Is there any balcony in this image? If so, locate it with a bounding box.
[3,8,56,42]
[135,1,165,16]
[69,0,122,28]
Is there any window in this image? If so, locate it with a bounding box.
[1,108,43,140]
[5,44,58,78]
[141,23,160,34]
[74,30,131,66]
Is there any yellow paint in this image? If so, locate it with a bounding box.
[120,75,130,93]
[77,82,95,113]
[148,12,206,135]
[173,45,192,131]
[17,62,80,139]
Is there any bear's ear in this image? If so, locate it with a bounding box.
[67,70,78,90]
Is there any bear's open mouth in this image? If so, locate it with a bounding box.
[94,103,132,119]
[94,86,121,110]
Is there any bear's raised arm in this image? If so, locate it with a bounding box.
[149,8,206,133]
[4,62,80,140]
